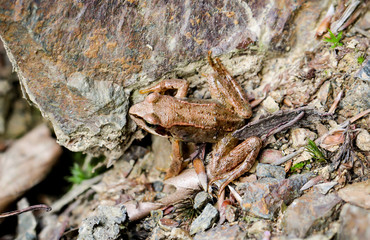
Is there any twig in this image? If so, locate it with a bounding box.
[262,112,305,141]
[300,175,323,191]
[233,107,332,140]
[331,0,361,33]
[328,90,343,114]
[272,149,304,166]
[353,27,370,38]
[57,199,82,240]
[0,204,51,218]
[349,109,370,123]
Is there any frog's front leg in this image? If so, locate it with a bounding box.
[138,79,190,179]
[165,139,185,179]
[139,79,189,98]
[208,135,262,197]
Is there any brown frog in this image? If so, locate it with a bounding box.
[129,52,262,196]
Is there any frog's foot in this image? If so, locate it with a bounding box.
[164,156,184,179]
[139,79,189,98]
[208,136,262,198]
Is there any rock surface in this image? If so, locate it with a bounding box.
[282,191,342,238]
[338,204,370,240]
[237,173,314,219]
[194,224,246,240]
[193,191,210,210]
[337,180,370,209]
[256,163,286,180]
[78,204,127,240]
[0,0,327,159]
[262,96,280,113]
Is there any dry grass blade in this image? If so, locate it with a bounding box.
[305,139,326,162]
[328,90,343,114]
[174,198,201,230]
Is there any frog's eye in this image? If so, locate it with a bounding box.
[146,92,160,103]
[144,113,161,125]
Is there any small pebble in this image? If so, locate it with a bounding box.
[262,96,280,113]
[256,163,286,179]
[193,191,211,210]
[152,181,164,192]
[356,130,370,151]
[313,182,338,195]
[291,128,317,148]
[190,204,218,235]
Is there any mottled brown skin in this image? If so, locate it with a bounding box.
[129,52,262,196]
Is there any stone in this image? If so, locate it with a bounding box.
[78,204,127,240]
[193,191,210,210]
[262,96,280,114]
[355,59,369,81]
[337,180,370,209]
[237,173,314,219]
[356,130,370,151]
[291,128,317,148]
[152,135,172,173]
[317,81,331,105]
[224,205,237,223]
[339,81,370,118]
[313,182,338,195]
[247,221,270,238]
[190,203,218,235]
[256,163,286,180]
[149,227,192,240]
[158,218,180,230]
[258,149,283,164]
[338,204,370,240]
[152,181,164,192]
[194,224,246,240]
[281,191,342,238]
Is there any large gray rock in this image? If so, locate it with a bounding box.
[0,0,330,161]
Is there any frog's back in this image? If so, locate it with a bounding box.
[154,96,244,143]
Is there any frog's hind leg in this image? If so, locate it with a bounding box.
[139,79,189,98]
[206,51,252,119]
[209,136,262,198]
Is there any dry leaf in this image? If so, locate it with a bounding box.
[0,124,62,212]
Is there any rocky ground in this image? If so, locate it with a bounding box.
[0,1,369,239]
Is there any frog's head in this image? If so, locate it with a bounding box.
[129,92,169,137]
